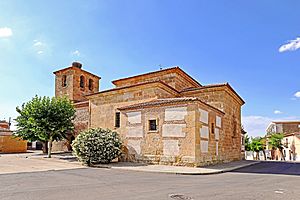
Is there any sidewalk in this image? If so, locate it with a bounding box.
[93,160,260,175]
[0,151,259,175]
[31,152,260,175]
[0,152,85,175]
[42,152,259,175]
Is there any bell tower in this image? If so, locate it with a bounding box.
[53,62,101,102]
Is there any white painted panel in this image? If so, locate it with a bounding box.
[127,140,141,154]
[163,140,179,156]
[216,116,222,128]
[162,124,186,137]
[200,126,209,139]
[165,107,187,121]
[199,109,208,124]
[215,128,219,140]
[127,126,143,137]
[216,142,219,156]
[127,111,141,124]
[200,140,208,153]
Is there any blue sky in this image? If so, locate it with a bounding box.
[0,1,299,136]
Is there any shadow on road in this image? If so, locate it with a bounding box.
[232,161,300,176]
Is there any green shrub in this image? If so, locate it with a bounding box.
[72,128,122,166]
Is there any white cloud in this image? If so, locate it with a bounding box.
[0,27,13,38]
[33,41,43,47]
[242,116,273,137]
[294,91,300,98]
[274,110,283,114]
[32,40,48,55]
[71,50,80,56]
[279,37,300,52]
[242,115,300,137]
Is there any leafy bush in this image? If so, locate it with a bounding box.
[72,128,122,166]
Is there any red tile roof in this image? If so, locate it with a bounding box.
[181,82,245,104]
[118,97,224,114]
[85,80,179,97]
[112,66,202,87]
[53,66,101,79]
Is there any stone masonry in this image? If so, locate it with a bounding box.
[53,63,244,166]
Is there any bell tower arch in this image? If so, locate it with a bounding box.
[53,62,100,102]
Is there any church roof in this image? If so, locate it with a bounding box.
[181,82,245,105]
[118,97,224,115]
[85,80,179,97]
[53,66,101,79]
[112,66,202,88]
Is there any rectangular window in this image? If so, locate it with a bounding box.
[115,112,120,128]
[211,123,215,134]
[149,119,157,131]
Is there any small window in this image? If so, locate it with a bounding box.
[211,123,215,134]
[88,79,94,90]
[233,120,237,137]
[149,119,157,131]
[115,112,120,128]
[80,75,85,88]
[62,75,67,87]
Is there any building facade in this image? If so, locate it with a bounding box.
[53,62,245,166]
[0,120,27,153]
[266,121,300,161]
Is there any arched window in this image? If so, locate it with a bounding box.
[88,79,93,90]
[80,75,85,88]
[62,75,67,87]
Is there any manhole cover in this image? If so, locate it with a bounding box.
[169,194,193,200]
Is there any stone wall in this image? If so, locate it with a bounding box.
[73,104,89,136]
[119,103,197,166]
[117,101,224,166]
[181,85,243,161]
[89,82,177,129]
[52,102,89,152]
[54,66,100,102]
[195,105,224,166]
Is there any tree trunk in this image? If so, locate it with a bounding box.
[42,142,48,154]
[262,150,267,160]
[48,139,53,158]
[256,151,260,160]
[280,149,285,161]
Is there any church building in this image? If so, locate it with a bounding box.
[53,62,245,166]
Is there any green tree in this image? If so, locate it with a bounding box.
[244,134,251,151]
[260,137,267,160]
[14,96,75,158]
[269,133,285,161]
[250,137,264,160]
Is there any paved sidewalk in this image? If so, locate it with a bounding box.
[94,160,260,175]
[0,152,85,175]
[0,151,259,175]
[44,152,259,175]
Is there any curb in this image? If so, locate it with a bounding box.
[221,161,261,173]
[92,164,112,169]
[172,161,260,175]
[91,161,261,175]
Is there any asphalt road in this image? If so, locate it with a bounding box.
[0,162,299,200]
[233,161,300,176]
